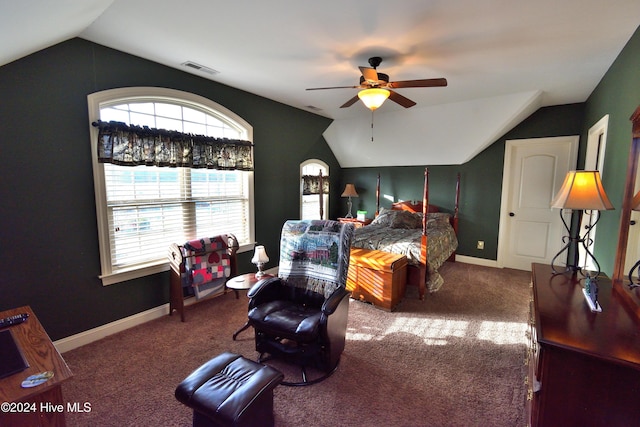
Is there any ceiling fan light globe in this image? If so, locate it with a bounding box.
[358,88,390,111]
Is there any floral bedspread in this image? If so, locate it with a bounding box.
[351,220,458,293]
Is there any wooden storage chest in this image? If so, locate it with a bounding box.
[347,248,408,311]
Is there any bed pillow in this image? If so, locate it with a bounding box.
[427,212,451,225]
[372,208,432,229]
[371,208,394,226]
[390,210,422,229]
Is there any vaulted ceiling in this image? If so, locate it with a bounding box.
[2,1,639,167]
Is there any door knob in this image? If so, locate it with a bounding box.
[509,212,515,217]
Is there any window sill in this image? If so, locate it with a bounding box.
[100,262,170,286]
[100,244,255,286]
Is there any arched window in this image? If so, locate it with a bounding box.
[300,160,329,220]
[88,87,254,285]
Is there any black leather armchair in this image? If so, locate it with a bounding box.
[247,220,354,385]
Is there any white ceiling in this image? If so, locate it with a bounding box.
[2,0,639,167]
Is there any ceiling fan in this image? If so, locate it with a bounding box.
[306,56,447,110]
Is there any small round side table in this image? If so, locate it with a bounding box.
[226,272,272,299]
[226,272,273,340]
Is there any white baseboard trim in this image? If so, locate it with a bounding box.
[54,304,169,353]
[55,260,498,354]
[455,255,499,268]
[54,296,202,354]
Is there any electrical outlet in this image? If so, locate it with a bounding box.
[477,240,485,250]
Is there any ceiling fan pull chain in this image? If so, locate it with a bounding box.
[371,110,374,143]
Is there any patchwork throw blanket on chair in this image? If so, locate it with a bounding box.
[181,235,231,300]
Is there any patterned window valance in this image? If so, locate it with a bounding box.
[92,120,253,170]
[302,174,329,195]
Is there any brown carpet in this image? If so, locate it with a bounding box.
[62,262,531,427]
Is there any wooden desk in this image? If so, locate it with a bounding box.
[0,306,73,427]
[527,264,640,427]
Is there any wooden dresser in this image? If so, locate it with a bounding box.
[527,263,640,426]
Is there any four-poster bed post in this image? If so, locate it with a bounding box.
[376,173,381,217]
[371,167,460,300]
[419,168,429,297]
[318,170,324,219]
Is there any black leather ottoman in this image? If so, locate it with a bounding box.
[175,352,284,427]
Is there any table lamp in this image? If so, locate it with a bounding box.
[341,184,359,218]
[251,245,269,278]
[550,170,614,311]
[550,170,614,276]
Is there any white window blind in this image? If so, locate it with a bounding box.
[89,87,254,285]
[104,165,250,269]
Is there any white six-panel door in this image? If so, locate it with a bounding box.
[498,136,579,271]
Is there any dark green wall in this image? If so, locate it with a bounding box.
[585,25,640,276]
[0,38,340,340]
[342,103,585,260]
[1,23,638,340]
[342,24,640,274]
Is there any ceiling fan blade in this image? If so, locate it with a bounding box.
[340,95,360,108]
[359,66,379,84]
[388,90,416,108]
[306,85,360,91]
[387,78,448,89]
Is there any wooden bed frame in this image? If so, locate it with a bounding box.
[374,168,460,299]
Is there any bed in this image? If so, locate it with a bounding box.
[350,168,460,299]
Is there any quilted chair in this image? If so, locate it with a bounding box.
[247,220,355,386]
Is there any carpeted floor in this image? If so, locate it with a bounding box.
[62,262,531,426]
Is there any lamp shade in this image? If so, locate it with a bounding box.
[341,184,359,198]
[550,170,614,210]
[251,245,269,264]
[358,88,390,111]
